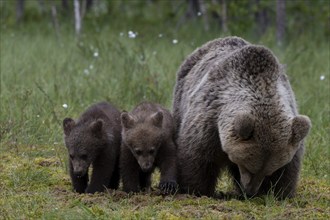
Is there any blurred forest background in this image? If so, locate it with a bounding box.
[0,0,329,148]
[1,0,329,43]
[0,0,329,146]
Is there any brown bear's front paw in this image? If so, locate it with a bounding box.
[159,181,178,195]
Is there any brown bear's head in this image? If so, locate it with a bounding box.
[220,112,311,196]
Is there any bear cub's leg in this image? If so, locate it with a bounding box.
[69,160,88,193]
[158,140,178,195]
[120,147,143,192]
[86,154,117,193]
[108,160,120,190]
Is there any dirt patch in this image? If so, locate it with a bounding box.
[173,193,198,200]
[34,157,60,167]
[105,189,129,202]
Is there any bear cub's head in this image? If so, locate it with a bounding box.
[221,112,311,196]
[63,118,107,177]
[121,111,164,172]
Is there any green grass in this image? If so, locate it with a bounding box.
[0,19,329,219]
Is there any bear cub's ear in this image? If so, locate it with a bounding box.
[290,115,311,144]
[63,118,75,136]
[150,111,163,128]
[90,119,104,134]
[233,113,255,140]
[121,112,135,129]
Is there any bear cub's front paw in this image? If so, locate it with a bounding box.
[159,181,178,195]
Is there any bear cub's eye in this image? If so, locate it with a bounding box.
[69,154,74,159]
[135,149,142,155]
[149,149,155,154]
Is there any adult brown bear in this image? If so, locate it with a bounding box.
[173,37,311,199]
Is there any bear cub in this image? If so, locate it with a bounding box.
[63,102,121,194]
[120,102,177,195]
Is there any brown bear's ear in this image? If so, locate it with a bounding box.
[90,119,104,134]
[63,118,75,136]
[150,111,163,128]
[290,115,311,144]
[121,112,135,129]
[224,45,279,80]
[233,113,255,140]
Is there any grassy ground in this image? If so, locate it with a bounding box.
[0,19,329,219]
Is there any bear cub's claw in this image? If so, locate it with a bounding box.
[159,181,178,195]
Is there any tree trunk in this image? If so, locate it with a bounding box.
[16,0,25,23]
[220,0,228,33]
[51,4,61,42]
[37,0,45,14]
[176,0,201,30]
[188,0,200,18]
[276,0,286,46]
[86,0,94,12]
[74,0,82,37]
[254,0,269,36]
[62,0,69,15]
[199,0,209,31]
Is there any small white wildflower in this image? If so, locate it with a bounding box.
[37,115,40,118]
[172,39,178,44]
[128,30,137,39]
[89,64,94,70]
[158,33,163,38]
[53,142,58,145]
[197,12,202,16]
[84,69,89,75]
[320,75,325,80]
[93,52,99,57]
[120,32,124,37]
[153,51,157,55]
[62,104,68,109]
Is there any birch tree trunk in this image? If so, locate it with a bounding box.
[74,0,82,37]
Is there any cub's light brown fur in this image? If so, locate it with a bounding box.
[120,102,177,195]
[173,37,311,199]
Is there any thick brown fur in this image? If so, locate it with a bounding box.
[120,102,177,195]
[63,102,121,194]
[173,37,311,199]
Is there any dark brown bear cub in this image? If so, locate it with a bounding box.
[63,102,121,194]
[120,102,177,195]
